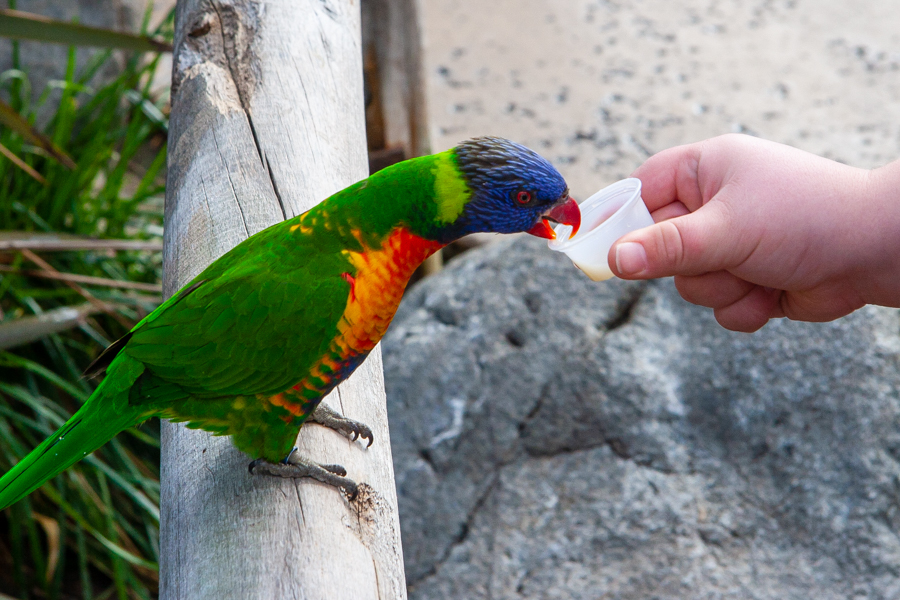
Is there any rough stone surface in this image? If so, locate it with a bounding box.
[383,236,900,599]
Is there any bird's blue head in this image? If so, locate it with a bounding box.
[431,137,580,244]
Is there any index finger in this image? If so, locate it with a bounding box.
[630,141,706,213]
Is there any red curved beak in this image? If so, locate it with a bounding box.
[526,196,581,240]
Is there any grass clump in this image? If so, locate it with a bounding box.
[0,11,171,600]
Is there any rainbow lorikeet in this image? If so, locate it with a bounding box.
[0,136,580,506]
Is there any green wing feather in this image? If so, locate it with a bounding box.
[131,236,346,393]
[123,219,353,412]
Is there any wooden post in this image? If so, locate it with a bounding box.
[159,1,406,598]
[362,0,441,275]
[363,0,430,158]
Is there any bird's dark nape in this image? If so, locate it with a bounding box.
[453,136,567,196]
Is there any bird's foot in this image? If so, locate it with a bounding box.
[308,403,374,447]
[249,453,358,499]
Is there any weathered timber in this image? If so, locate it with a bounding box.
[159,1,406,598]
[362,0,441,275]
[362,0,430,158]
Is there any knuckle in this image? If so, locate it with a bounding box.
[657,220,688,271]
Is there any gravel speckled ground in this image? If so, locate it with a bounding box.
[421,0,900,198]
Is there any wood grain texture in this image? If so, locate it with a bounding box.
[363,0,429,157]
[160,1,406,598]
[363,0,441,280]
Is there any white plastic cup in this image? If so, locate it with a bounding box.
[548,178,654,281]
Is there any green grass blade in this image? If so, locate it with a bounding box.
[0,353,90,402]
[0,11,168,593]
[76,522,93,600]
[0,9,172,53]
[40,485,158,571]
[0,98,76,169]
[84,454,160,523]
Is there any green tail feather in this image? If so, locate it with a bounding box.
[0,393,143,510]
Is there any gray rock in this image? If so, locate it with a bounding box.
[382,235,900,600]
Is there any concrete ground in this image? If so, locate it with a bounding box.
[420,0,900,201]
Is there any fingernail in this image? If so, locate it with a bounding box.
[615,242,648,276]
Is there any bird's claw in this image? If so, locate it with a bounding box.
[343,421,373,447]
[249,455,358,499]
[320,463,347,477]
[308,403,374,448]
[245,405,372,498]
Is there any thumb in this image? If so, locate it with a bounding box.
[608,201,744,279]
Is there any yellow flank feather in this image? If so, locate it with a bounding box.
[289,213,313,234]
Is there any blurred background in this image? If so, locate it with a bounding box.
[422,0,900,197]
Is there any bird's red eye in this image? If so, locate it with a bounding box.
[515,191,532,205]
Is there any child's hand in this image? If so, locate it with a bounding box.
[608,134,900,332]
